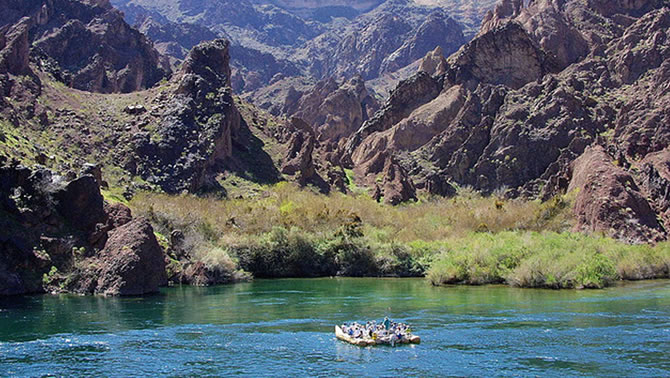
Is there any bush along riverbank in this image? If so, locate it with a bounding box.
[130,183,670,289]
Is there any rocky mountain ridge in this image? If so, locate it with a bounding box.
[110,0,497,95]
[342,0,670,242]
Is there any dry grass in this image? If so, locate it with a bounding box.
[131,182,573,244]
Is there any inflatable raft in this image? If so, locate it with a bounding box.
[335,326,420,347]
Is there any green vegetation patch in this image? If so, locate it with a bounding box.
[427,232,669,289]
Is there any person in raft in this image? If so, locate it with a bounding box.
[340,318,412,340]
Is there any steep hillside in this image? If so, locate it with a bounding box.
[0,0,307,296]
[0,0,307,197]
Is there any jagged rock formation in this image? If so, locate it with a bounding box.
[342,0,670,242]
[281,118,317,183]
[133,39,241,194]
[418,46,448,76]
[446,22,558,89]
[0,0,170,94]
[110,0,498,98]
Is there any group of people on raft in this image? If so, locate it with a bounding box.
[340,317,412,342]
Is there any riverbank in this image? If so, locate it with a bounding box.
[130,183,670,289]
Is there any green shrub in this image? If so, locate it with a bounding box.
[328,237,377,277]
[575,253,617,289]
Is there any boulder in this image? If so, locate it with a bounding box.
[96,218,167,296]
[104,201,133,229]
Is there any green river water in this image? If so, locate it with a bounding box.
[1,278,669,376]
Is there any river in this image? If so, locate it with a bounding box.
[1,278,669,376]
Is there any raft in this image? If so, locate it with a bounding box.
[335,326,420,347]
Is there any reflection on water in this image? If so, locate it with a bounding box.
[1,278,669,376]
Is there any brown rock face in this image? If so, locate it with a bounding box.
[54,175,107,234]
[345,71,442,159]
[480,0,590,69]
[376,155,417,205]
[104,201,133,229]
[611,10,670,160]
[638,148,670,231]
[418,46,447,77]
[286,75,380,142]
[0,17,31,75]
[568,146,665,244]
[96,218,167,296]
[607,8,670,85]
